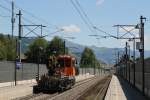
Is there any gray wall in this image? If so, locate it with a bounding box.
[0,61,47,83]
[0,61,109,83]
[117,58,150,98]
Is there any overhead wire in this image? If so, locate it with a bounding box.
[0,0,63,39]
[74,0,94,27]
[70,0,94,33]
[74,0,102,37]
[22,17,36,25]
[22,16,60,38]
[1,0,114,39]
[0,14,10,18]
[0,4,11,12]
[70,0,115,38]
[3,0,58,29]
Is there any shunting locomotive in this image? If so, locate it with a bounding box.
[33,55,78,93]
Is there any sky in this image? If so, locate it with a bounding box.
[0,0,150,50]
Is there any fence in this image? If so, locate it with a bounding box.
[0,61,47,83]
[117,58,150,98]
[0,61,110,83]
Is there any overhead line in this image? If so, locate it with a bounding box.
[0,14,10,17]
[74,0,100,35]
[75,0,94,27]
[0,4,11,12]
[93,26,117,38]
[22,17,36,25]
[3,0,58,29]
[70,0,94,33]
[71,0,114,38]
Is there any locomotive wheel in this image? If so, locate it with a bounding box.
[58,84,65,92]
[33,85,40,94]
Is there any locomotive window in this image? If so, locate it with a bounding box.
[65,59,71,67]
[57,59,64,67]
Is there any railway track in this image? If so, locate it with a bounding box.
[49,76,110,100]
[14,76,111,100]
[14,76,96,100]
[76,75,112,100]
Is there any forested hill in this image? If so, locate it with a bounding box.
[0,34,149,64]
[21,37,150,64]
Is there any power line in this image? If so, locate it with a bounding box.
[0,14,10,18]
[93,26,117,38]
[70,0,113,38]
[75,0,107,39]
[70,0,94,33]
[0,4,11,12]
[75,0,94,27]
[3,0,58,29]
[22,17,36,25]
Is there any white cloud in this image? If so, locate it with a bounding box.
[96,0,105,6]
[61,25,80,33]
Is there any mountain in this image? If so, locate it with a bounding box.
[65,41,150,64]
[21,37,36,53]
[21,38,150,64]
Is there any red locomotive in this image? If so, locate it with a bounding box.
[33,55,78,93]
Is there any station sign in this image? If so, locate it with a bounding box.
[16,58,22,69]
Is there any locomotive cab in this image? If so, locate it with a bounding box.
[33,55,77,93]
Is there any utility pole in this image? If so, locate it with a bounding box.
[14,10,22,86]
[16,10,22,62]
[133,38,135,87]
[128,44,130,83]
[40,25,46,37]
[140,16,146,95]
[14,39,18,86]
[117,52,120,75]
[125,42,128,80]
[11,1,15,38]
[11,1,16,86]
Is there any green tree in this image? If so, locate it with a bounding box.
[46,36,68,57]
[25,38,48,63]
[0,34,16,61]
[80,47,96,68]
[0,41,7,60]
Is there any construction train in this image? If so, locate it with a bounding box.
[33,55,79,93]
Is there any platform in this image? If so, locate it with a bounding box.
[105,75,149,100]
[0,74,94,100]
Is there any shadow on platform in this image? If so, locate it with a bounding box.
[117,76,149,100]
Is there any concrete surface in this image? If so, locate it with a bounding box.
[0,74,94,100]
[105,75,149,100]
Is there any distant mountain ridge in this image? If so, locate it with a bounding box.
[21,38,150,64]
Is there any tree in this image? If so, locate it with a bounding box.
[0,34,16,61]
[46,36,68,57]
[80,47,96,68]
[0,41,7,60]
[25,38,48,63]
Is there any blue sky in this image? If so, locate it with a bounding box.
[0,0,150,50]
